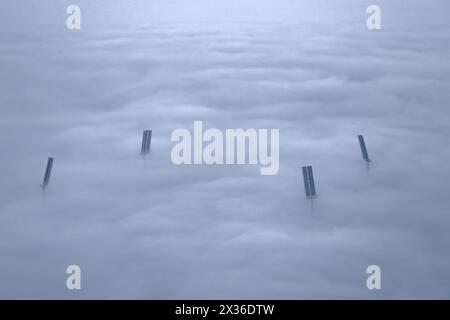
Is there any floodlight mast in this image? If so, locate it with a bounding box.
[41,157,54,197]
[302,165,317,208]
[358,135,371,170]
[141,130,152,156]
[358,135,371,162]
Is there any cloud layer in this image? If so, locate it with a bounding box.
[0,0,450,299]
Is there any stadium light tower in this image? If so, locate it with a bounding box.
[141,130,152,155]
[302,165,316,199]
[41,157,54,190]
[358,135,371,168]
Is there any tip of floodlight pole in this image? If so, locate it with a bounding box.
[41,185,46,199]
[366,159,372,171]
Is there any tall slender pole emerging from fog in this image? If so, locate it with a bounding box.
[41,157,54,196]
[302,165,317,208]
[141,130,152,156]
[358,135,371,169]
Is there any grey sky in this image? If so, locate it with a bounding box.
[0,0,450,299]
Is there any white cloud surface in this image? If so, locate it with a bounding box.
[0,0,450,298]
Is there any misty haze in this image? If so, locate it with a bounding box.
[0,0,449,299]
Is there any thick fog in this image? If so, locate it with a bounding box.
[0,0,449,298]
